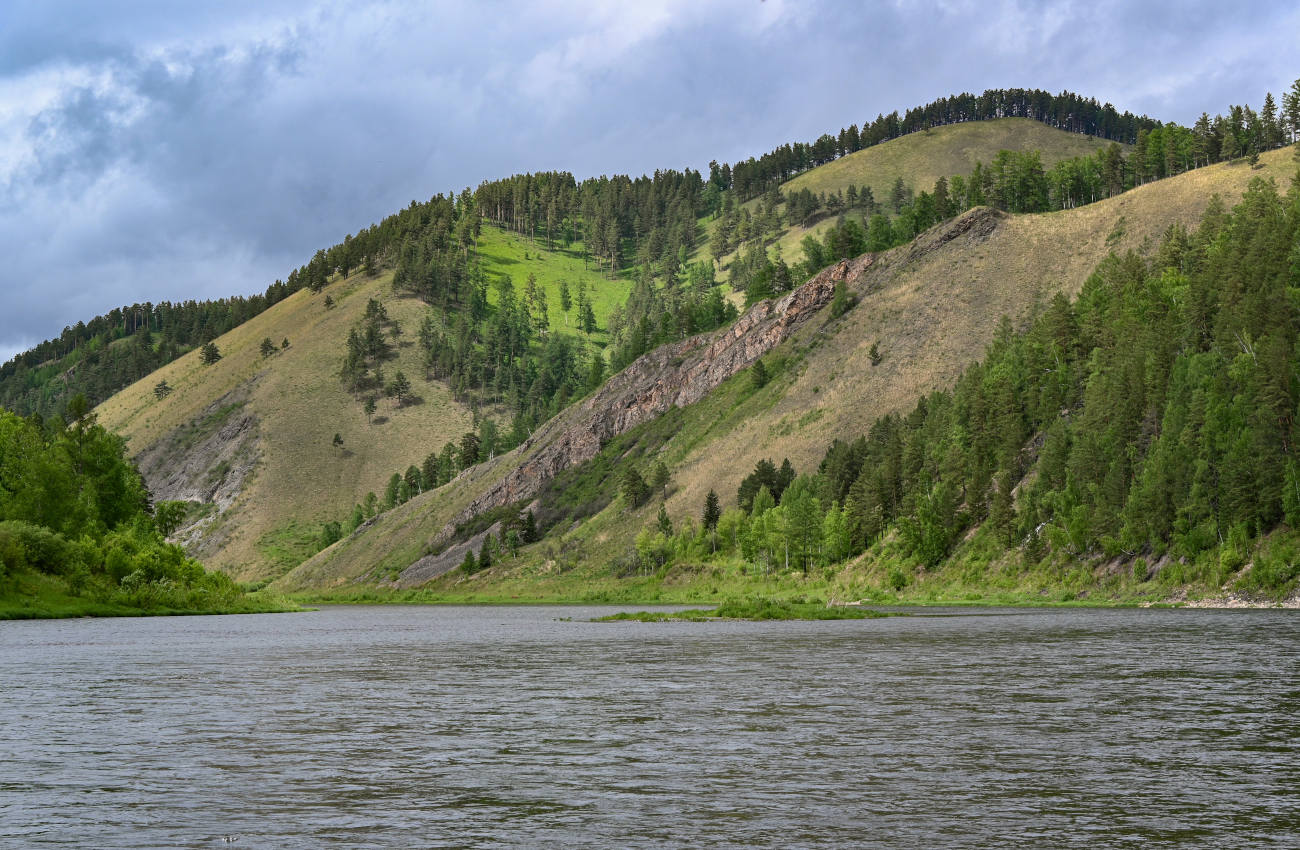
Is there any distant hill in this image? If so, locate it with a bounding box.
[713,118,1128,271]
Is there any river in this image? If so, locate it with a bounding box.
[2,605,1297,848]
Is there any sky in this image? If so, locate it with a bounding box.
[2,0,1297,363]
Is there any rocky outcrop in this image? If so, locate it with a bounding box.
[429,253,874,550]
[133,386,261,552]
[399,521,504,587]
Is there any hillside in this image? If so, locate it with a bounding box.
[714,118,1126,267]
[784,118,1116,201]
[93,115,1102,583]
[274,146,1298,595]
[94,221,628,581]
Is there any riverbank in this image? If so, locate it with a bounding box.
[0,569,299,620]
[285,556,1300,610]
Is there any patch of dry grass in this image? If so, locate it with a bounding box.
[705,118,1127,275]
[97,270,475,580]
[785,118,1121,200]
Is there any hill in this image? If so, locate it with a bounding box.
[784,117,1117,201]
[710,118,1127,271]
[273,146,1298,596]
[94,114,1113,584]
[94,222,627,581]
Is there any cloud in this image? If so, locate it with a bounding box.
[1,0,1297,362]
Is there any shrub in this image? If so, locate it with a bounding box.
[0,520,70,574]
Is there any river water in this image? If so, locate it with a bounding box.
[1,605,1297,848]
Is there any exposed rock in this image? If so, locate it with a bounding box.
[430,252,874,550]
[398,521,503,586]
[133,385,261,554]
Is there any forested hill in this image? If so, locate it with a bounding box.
[270,142,1300,597]
[718,169,1300,600]
[6,84,1295,422]
[0,86,1170,420]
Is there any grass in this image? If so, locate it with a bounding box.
[475,225,631,348]
[0,569,298,620]
[596,597,893,621]
[786,119,1120,201]
[96,269,478,582]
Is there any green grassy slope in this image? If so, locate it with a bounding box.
[476,227,630,346]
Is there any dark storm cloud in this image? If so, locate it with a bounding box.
[1,0,1297,363]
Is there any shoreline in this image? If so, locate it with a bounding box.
[285,589,1300,611]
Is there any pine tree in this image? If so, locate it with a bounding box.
[750,357,769,390]
[657,503,673,536]
[702,489,721,531]
[621,466,650,508]
[388,371,412,407]
[199,342,221,365]
[1282,79,1300,144]
[559,279,572,324]
[259,337,275,357]
[651,460,670,498]
[703,488,721,552]
[459,431,481,468]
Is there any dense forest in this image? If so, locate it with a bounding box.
[619,165,1300,598]
[0,399,266,614]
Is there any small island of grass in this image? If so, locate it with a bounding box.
[596,597,894,622]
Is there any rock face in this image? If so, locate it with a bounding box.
[400,521,505,586]
[428,253,874,552]
[133,387,261,554]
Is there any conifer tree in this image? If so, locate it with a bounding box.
[657,503,673,536]
[651,460,670,499]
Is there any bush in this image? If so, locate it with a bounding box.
[1237,541,1300,598]
[0,520,70,574]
